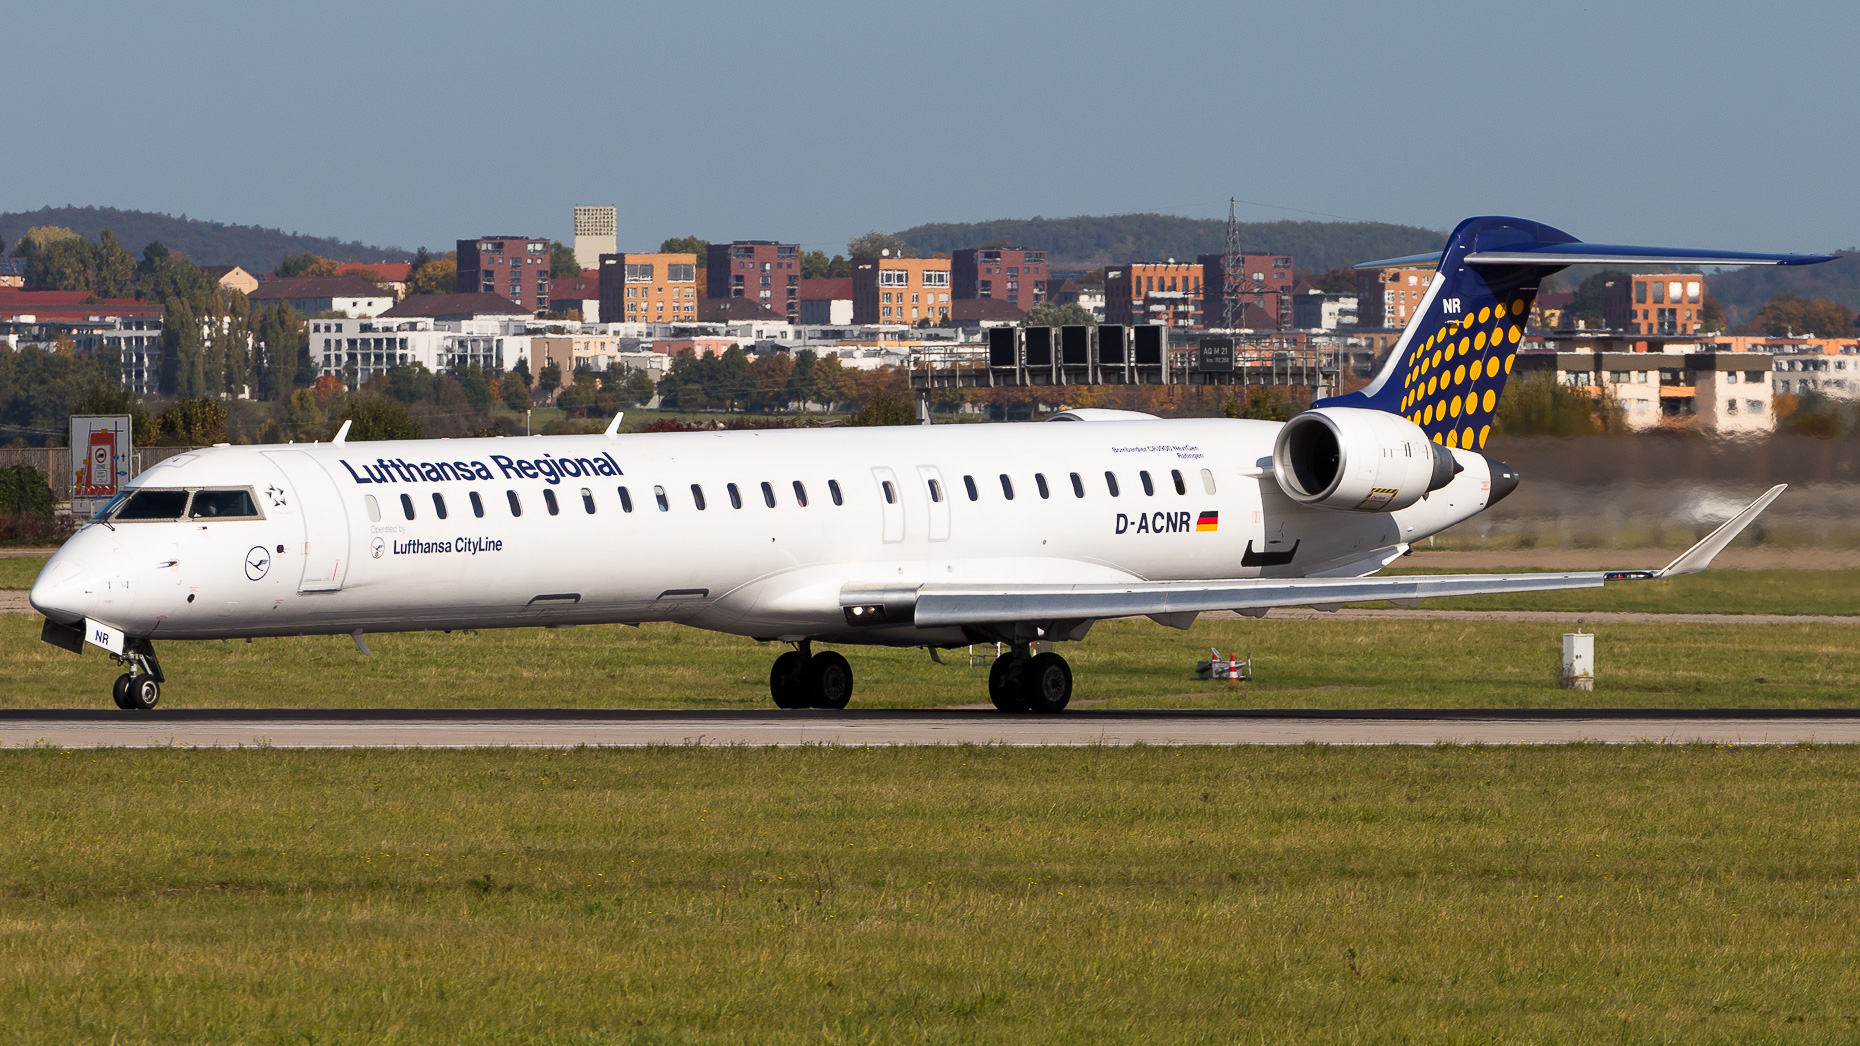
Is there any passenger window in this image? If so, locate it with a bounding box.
[727,483,742,509]
[927,479,942,503]
[365,494,381,522]
[189,489,258,518]
[1171,469,1186,495]
[882,480,896,504]
[1105,471,1120,497]
[964,475,978,501]
[793,481,808,507]
[432,492,448,519]
[470,491,485,518]
[999,474,1014,500]
[1035,473,1050,499]
[618,486,633,513]
[1201,469,1217,495]
[400,493,416,520]
[691,484,707,511]
[507,490,522,516]
[581,488,596,514]
[829,479,843,505]
[1140,471,1154,496]
[761,481,776,508]
[1070,473,1084,498]
[116,489,190,520]
[543,489,559,515]
[654,486,669,512]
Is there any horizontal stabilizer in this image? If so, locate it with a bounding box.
[1463,243,1837,267]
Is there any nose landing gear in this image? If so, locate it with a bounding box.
[988,646,1072,714]
[109,639,164,711]
[768,641,854,710]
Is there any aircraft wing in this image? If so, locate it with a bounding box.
[841,485,1785,629]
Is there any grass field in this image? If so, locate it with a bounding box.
[4,611,1857,711]
[3,745,1859,1043]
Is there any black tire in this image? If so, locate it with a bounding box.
[989,653,1029,712]
[112,673,134,710]
[125,676,161,711]
[1020,652,1072,714]
[804,651,853,710]
[769,651,809,709]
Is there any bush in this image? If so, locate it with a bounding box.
[0,465,56,544]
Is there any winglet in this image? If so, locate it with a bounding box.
[332,419,352,445]
[1652,484,1787,578]
[604,411,624,439]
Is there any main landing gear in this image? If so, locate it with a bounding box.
[110,639,164,711]
[987,646,1072,714]
[769,641,853,710]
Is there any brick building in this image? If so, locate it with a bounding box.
[457,237,552,314]
[707,241,803,322]
[1603,273,1706,335]
[1104,263,1204,327]
[951,248,1048,308]
[1199,253,1293,329]
[1356,267,1436,329]
[598,252,700,325]
[852,257,952,325]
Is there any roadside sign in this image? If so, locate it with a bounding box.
[69,414,133,517]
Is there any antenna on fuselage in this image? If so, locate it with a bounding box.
[332,420,352,444]
[604,411,624,439]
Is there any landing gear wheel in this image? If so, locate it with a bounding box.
[112,673,134,710]
[1021,652,1072,714]
[989,653,1030,712]
[804,651,853,710]
[124,676,161,711]
[769,651,810,709]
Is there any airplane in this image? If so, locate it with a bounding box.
[30,215,1832,712]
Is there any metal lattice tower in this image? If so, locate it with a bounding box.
[1222,197,1242,331]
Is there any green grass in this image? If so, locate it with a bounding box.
[0,557,43,590]
[4,745,1860,1043]
[1381,567,1860,617]
[4,611,1858,711]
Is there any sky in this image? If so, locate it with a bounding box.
[3,0,1857,257]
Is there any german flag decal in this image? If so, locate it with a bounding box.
[1196,510,1219,532]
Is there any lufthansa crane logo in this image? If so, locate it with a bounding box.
[244,546,272,581]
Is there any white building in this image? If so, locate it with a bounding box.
[250,276,395,319]
[573,206,617,272]
[1293,292,1358,330]
[1772,350,1860,400]
[311,317,532,387]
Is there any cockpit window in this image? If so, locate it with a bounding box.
[114,489,190,521]
[89,491,132,520]
[189,489,259,519]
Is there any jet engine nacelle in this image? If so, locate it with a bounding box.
[1271,407,1457,512]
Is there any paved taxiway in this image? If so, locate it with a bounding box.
[3,709,1858,748]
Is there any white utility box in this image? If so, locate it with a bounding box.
[1561,632,1594,690]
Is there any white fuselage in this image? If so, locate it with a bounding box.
[31,418,1498,647]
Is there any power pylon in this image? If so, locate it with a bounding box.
[1222,197,1242,331]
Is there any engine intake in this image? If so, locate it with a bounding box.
[1272,407,1457,512]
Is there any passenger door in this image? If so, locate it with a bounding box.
[916,465,950,542]
[261,451,350,592]
[871,467,905,543]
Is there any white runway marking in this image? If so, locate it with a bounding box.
[3,712,1857,748]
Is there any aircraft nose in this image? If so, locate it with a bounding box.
[29,556,94,625]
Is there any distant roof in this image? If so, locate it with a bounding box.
[0,259,24,276]
[0,291,163,321]
[1537,291,1576,309]
[199,265,246,277]
[250,276,392,301]
[549,276,598,300]
[798,277,853,301]
[951,298,1026,322]
[380,292,528,319]
[697,298,786,322]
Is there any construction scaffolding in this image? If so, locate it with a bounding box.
[908,325,1349,396]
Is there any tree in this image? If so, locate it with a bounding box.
[458,367,494,413]
[1023,302,1095,327]
[746,352,795,412]
[501,374,531,410]
[410,246,432,277]
[276,253,339,278]
[800,250,832,280]
[1493,372,1600,437]
[1701,293,1727,332]
[848,231,913,259]
[810,354,852,408]
[847,390,914,426]
[333,394,422,441]
[1567,270,1628,327]
[1222,387,1296,421]
[1308,268,1356,293]
[154,398,228,445]
[536,359,562,396]
[286,389,325,441]
[659,236,708,259]
[12,226,80,258]
[550,241,582,278]
[407,259,456,296]
[75,383,154,446]
[623,370,655,407]
[159,299,204,397]
[1751,292,1855,337]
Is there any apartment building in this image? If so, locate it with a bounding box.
[1602,273,1706,335]
[951,248,1048,308]
[1200,253,1293,329]
[531,333,624,378]
[573,206,617,271]
[798,278,854,325]
[249,276,395,319]
[851,257,952,325]
[1356,267,1434,329]
[1515,349,1774,431]
[707,241,803,322]
[1104,263,1203,327]
[309,316,532,387]
[457,236,552,313]
[597,252,701,325]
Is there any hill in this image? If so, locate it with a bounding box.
[1700,251,1860,329]
[892,213,1447,273]
[0,206,412,273]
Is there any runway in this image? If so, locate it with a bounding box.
[3,708,1859,748]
